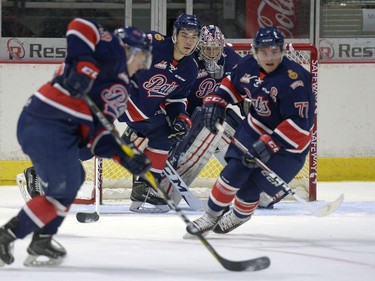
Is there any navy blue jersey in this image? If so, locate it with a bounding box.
[187,46,241,115]
[217,55,315,155]
[121,31,199,122]
[22,18,134,158]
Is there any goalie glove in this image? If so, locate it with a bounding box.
[202,95,228,134]
[169,114,192,143]
[63,56,100,98]
[113,146,151,176]
[243,134,280,168]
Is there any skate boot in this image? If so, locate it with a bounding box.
[185,212,220,238]
[24,233,67,267]
[24,167,43,198]
[129,180,170,213]
[213,210,250,234]
[0,217,18,267]
[183,206,230,239]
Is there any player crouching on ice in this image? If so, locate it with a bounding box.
[186,26,315,236]
[0,19,152,267]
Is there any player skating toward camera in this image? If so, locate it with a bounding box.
[118,13,202,213]
[0,19,153,267]
[186,26,315,236]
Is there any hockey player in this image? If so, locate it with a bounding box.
[186,26,315,236]
[118,13,202,213]
[0,18,153,267]
[160,25,242,200]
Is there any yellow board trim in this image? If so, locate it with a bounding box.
[0,157,374,185]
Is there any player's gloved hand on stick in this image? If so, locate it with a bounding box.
[242,134,280,168]
[113,148,151,176]
[63,56,100,98]
[169,113,192,143]
[202,94,228,134]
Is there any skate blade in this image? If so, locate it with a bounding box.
[23,254,64,267]
[183,231,209,240]
[129,201,170,214]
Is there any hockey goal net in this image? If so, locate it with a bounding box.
[77,43,318,204]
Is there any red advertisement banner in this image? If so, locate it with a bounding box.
[245,0,299,38]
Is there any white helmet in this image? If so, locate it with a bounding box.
[197,25,225,78]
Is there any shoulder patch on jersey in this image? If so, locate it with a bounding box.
[154,33,165,41]
[197,69,208,79]
[154,60,168,69]
[290,80,304,90]
[288,70,298,80]
[240,73,252,83]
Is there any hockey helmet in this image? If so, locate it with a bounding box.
[253,26,284,51]
[173,13,201,34]
[114,26,153,69]
[198,25,225,77]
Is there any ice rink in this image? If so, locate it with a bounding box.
[0,182,374,281]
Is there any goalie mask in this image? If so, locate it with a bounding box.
[198,25,225,79]
[114,26,153,70]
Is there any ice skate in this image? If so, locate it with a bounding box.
[213,211,250,234]
[24,233,66,267]
[183,206,230,239]
[0,218,18,267]
[183,212,220,239]
[129,181,170,213]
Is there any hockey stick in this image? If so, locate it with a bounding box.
[163,160,205,211]
[76,157,102,223]
[216,122,344,217]
[81,94,270,272]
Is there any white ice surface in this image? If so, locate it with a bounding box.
[0,182,374,280]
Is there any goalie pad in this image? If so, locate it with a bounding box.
[159,107,243,204]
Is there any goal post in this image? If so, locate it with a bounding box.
[78,42,318,203]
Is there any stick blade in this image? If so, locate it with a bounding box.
[220,256,271,272]
[314,193,345,217]
[76,212,99,223]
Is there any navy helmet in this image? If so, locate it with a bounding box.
[173,13,201,33]
[114,26,153,69]
[114,26,152,53]
[253,26,284,50]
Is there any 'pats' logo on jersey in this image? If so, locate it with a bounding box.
[252,96,271,116]
[195,78,220,98]
[143,74,179,97]
[288,70,298,79]
[101,84,129,119]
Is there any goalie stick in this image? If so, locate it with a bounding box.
[81,94,271,272]
[216,122,344,217]
[76,157,102,223]
[163,161,205,210]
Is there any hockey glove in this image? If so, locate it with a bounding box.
[63,56,100,98]
[202,95,228,134]
[243,134,280,168]
[113,149,151,176]
[169,114,192,143]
